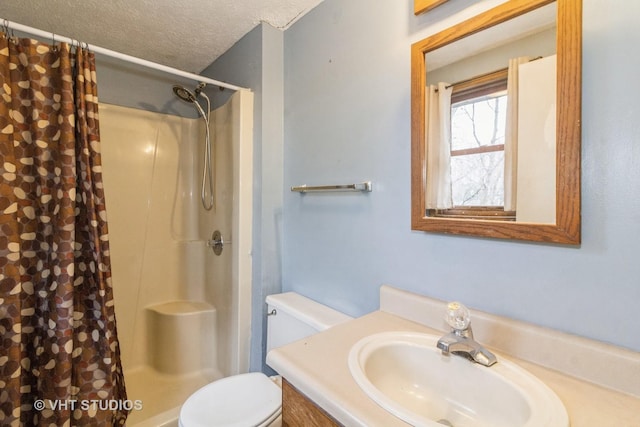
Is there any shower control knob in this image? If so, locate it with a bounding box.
[207,230,230,256]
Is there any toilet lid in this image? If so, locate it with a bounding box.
[179,372,281,427]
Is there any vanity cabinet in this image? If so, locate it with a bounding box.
[282,379,342,427]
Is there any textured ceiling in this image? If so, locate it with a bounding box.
[1,0,323,73]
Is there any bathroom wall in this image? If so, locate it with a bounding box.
[85,0,639,368]
[202,24,285,373]
[96,55,201,119]
[426,27,556,85]
[281,0,640,353]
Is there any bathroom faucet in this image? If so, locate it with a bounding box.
[436,302,497,367]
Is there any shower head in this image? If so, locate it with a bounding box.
[171,83,214,211]
[173,82,207,103]
[173,84,209,121]
[173,85,197,103]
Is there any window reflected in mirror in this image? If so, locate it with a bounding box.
[411,0,581,244]
[424,3,556,222]
[428,71,510,220]
[451,88,507,208]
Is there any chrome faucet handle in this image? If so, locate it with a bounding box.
[445,301,472,337]
[439,301,497,366]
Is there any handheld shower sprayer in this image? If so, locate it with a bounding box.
[172,83,214,211]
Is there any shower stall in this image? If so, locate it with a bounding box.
[99,89,254,426]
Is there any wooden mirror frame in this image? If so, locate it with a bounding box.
[411,0,581,244]
[415,0,450,15]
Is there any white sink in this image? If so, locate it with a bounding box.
[348,332,568,427]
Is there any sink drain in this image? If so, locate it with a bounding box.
[436,420,454,427]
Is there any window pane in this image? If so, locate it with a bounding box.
[451,94,507,151]
[451,151,504,206]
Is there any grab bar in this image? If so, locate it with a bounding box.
[291,181,372,193]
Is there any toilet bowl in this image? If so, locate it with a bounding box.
[178,292,352,427]
[178,373,281,427]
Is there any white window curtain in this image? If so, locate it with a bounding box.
[425,82,453,209]
[504,56,531,212]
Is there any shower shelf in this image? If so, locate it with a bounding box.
[291,181,373,193]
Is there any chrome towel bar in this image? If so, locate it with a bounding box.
[291,181,372,193]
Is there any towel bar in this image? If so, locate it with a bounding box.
[291,181,372,193]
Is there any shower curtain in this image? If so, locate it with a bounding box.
[0,33,127,426]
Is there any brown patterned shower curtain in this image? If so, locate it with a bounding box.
[0,33,128,426]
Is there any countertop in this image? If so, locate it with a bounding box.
[267,310,640,427]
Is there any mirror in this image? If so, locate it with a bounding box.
[411,0,581,244]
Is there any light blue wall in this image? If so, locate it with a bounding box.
[202,23,285,373]
[282,0,640,352]
[94,53,204,119]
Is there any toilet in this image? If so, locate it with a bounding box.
[178,292,352,427]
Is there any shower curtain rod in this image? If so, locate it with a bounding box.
[1,18,248,92]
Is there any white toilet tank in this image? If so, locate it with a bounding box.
[266,292,352,353]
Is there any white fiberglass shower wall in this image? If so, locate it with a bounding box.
[99,90,253,426]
